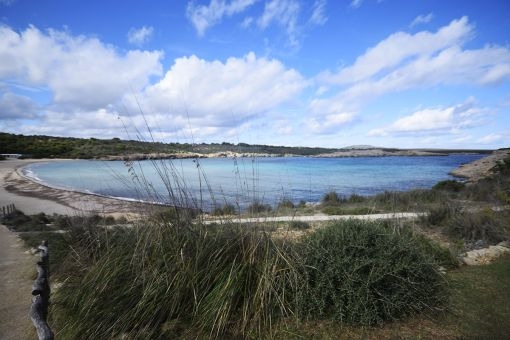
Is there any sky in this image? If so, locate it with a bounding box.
[0,0,509,149]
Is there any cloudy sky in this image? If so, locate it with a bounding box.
[1,0,509,149]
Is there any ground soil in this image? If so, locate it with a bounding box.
[0,225,34,340]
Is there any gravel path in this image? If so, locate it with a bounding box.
[0,225,34,340]
[203,212,423,224]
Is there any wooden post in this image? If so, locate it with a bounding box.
[30,240,54,340]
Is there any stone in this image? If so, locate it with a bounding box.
[461,244,510,266]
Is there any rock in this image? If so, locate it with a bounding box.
[474,239,486,249]
[497,240,510,248]
[461,244,510,265]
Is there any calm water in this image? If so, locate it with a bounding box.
[23,155,484,211]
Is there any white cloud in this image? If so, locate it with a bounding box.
[350,0,363,9]
[241,16,254,28]
[127,26,154,46]
[0,92,38,119]
[10,107,125,138]
[410,13,434,28]
[368,99,487,137]
[320,17,474,85]
[130,52,306,134]
[187,0,258,36]
[0,26,163,110]
[258,0,301,46]
[477,133,503,144]
[310,0,327,25]
[307,110,357,134]
[311,17,510,131]
[390,108,454,132]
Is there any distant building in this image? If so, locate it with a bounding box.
[0,153,23,159]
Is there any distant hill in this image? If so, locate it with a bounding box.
[0,132,338,159]
[341,145,378,150]
[0,132,493,160]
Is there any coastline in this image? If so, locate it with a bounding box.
[1,151,503,217]
[0,159,144,217]
[449,149,510,182]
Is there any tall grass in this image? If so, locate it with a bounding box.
[50,217,450,338]
[52,220,300,338]
[47,134,454,337]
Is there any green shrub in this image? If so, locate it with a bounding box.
[278,199,295,209]
[2,210,52,231]
[247,201,272,214]
[447,209,509,244]
[347,193,366,203]
[433,180,465,192]
[295,220,447,326]
[322,206,374,215]
[212,204,236,216]
[322,191,341,205]
[289,220,311,230]
[423,201,461,226]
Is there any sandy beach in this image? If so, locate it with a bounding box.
[0,159,144,216]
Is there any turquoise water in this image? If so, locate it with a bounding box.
[23,155,484,211]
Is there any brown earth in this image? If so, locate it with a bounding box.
[0,225,34,340]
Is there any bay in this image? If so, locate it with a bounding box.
[22,154,484,211]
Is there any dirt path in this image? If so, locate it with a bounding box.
[203,212,422,224]
[0,225,34,340]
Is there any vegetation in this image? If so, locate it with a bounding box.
[211,203,237,216]
[0,132,492,159]
[246,201,272,214]
[295,220,448,326]
[5,146,509,338]
[7,211,451,338]
[446,254,510,338]
[0,132,339,159]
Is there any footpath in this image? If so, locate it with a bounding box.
[0,224,33,340]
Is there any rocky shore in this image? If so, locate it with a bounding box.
[100,148,491,161]
[450,149,510,182]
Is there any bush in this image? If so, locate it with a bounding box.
[447,209,509,244]
[2,210,52,232]
[277,199,295,209]
[347,193,366,203]
[433,180,465,192]
[289,220,311,230]
[212,204,236,216]
[423,201,461,226]
[322,191,341,205]
[295,220,447,325]
[322,206,374,215]
[247,201,272,214]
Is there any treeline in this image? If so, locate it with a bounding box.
[0,132,338,159]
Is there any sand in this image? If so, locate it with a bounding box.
[0,159,143,216]
[0,224,34,340]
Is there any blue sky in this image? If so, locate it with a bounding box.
[0,0,509,149]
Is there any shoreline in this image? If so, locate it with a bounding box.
[449,149,510,182]
[0,159,145,217]
[0,151,504,217]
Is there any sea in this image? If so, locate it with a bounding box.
[22,154,484,211]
